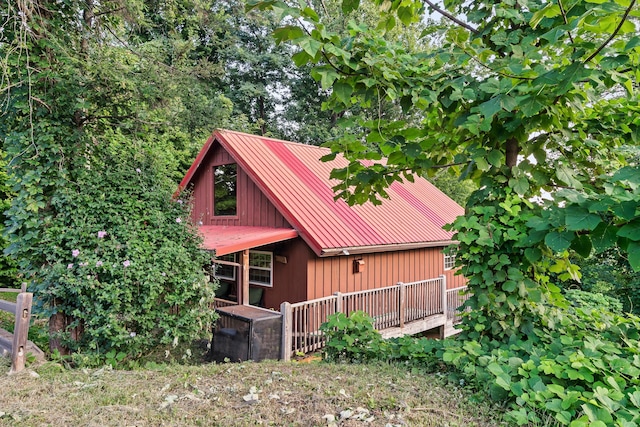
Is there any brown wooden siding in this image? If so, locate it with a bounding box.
[250,239,311,309]
[306,247,466,300]
[189,143,291,228]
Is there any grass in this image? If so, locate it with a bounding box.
[0,358,510,426]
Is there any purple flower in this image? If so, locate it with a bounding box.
[67,263,73,269]
[130,332,136,337]
[176,218,182,223]
[96,260,103,267]
[177,199,183,205]
[72,249,80,258]
[123,260,131,268]
[136,168,141,174]
[79,262,88,267]
[97,231,106,239]
[161,272,166,277]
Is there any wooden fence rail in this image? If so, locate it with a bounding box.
[280,276,461,361]
[0,289,34,373]
[446,286,470,324]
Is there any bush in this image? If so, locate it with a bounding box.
[25,141,217,363]
[319,311,386,362]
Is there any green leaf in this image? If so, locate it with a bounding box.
[508,177,529,196]
[565,206,601,231]
[333,82,353,104]
[545,231,573,252]
[342,0,360,14]
[628,241,640,271]
[299,37,323,58]
[524,247,542,263]
[487,150,502,167]
[556,166,583,189]
[477,97,502,121]
[571,235,592,258]
[519,96,545,117]
[618,220,640,240]
[591,222,618,252]
[272,26,305,43]
[530,4,561,28]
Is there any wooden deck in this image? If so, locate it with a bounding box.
[213,278,469,361]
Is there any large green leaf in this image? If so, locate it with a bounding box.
[571,235,593,258]
[545,231,574,252]
[565,206,601,231]
[333,82,353,105]
[618,220,640,240]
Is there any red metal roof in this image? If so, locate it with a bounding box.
[181,130,464,256]
[199,226,299,256]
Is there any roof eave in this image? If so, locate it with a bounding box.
[319,240,459,257]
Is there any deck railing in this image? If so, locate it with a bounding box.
[446,286,470,324]
[281,276,458,360]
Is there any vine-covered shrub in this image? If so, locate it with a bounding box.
[28,141,216,361]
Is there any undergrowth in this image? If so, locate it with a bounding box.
[320,295,640,427]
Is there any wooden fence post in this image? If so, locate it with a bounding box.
[11,292,33,373]
[280,302,292,362]
[439,276,447,339]
[334,292,343,314]
[398,282,405,329]
[440,275,447,316]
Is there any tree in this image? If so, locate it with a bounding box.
[249,2,640,423]
[0,0,226,358]
[249,0,640,339]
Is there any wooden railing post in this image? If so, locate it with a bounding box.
[280,302,292,362]
[11,292,33,373]
[334,292,343,314]
[398,282,405,329]
[440,275,447,316]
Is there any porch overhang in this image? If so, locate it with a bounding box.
[199,225,299,256]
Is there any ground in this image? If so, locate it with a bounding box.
[0,357,509,426]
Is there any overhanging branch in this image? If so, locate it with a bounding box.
[584,0,637,63]
[422,0,479,35]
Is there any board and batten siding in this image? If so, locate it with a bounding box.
[305,247,466,301]
[189,144,291,228]
[261,238,312,309]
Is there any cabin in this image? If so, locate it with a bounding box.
[179,129,468,360]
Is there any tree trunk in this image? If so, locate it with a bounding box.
[505,138,519,168]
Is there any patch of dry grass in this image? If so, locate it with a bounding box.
[0,360,509,427]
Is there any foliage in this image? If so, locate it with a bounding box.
[0,0,228,359]
[319,311,385,362]
[565,288,623,314]
[31,141,216,358]
[251,0,640,423]
[441,307,640,426]
[0,154,17,287]
[427,171,477,206]
[572,249,640,315]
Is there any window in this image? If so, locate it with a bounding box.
[214,163,237,216]
[213,253,236,281]
[444,247,457,270]
[249,250,273,287]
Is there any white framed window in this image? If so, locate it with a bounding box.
[444,247,457,270]
[214,253,237,281]
[249,250,273,287]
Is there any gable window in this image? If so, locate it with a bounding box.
[444,247,457,270]
[213,253,237,281]
[249,250,273,287]
[214,163,237,216]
